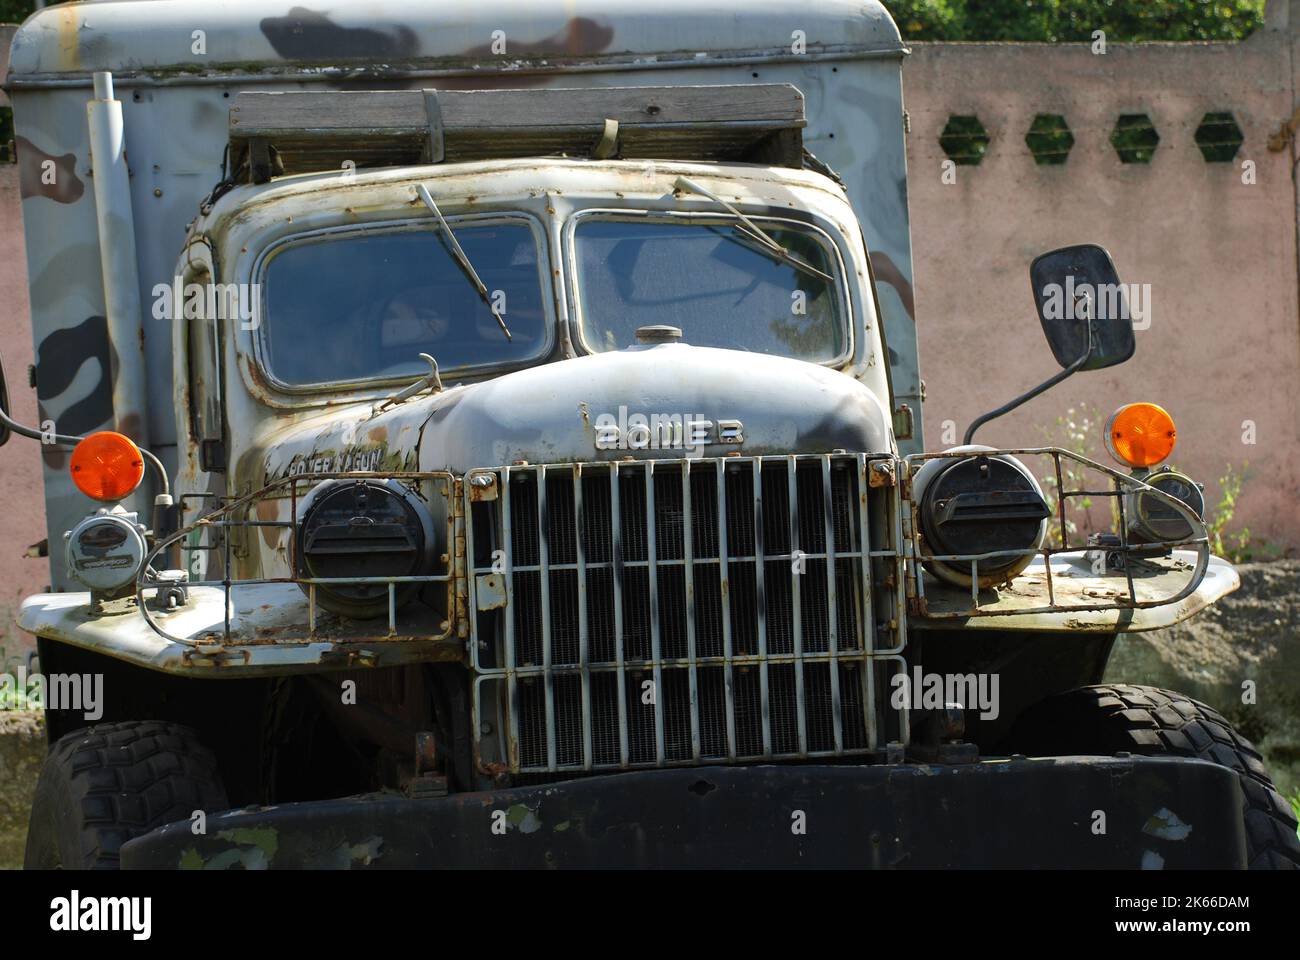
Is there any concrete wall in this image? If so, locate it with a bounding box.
[0,24,48,659]
[903,8,1300,554]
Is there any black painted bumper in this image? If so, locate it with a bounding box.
[120,755,1249,869]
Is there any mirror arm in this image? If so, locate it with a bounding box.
[963,320,1094,446]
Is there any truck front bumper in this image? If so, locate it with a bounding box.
[120,755,1247,869]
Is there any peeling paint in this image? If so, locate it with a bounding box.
[260,8,419,60]
[506,803,542,833]
[327,835,384,867]
[1143,807,1193,841]
[16,137,84,204]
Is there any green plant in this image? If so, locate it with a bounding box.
[1207,462,1258,562]
[0,646,37,712]
[887,0,1266,42]
[0,670,36,712]
[1291,791,1300,843]
[1204,462,1288,561]
[1036,404,1113,547]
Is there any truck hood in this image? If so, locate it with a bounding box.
[254,343,893,485]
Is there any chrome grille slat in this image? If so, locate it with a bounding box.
[682,466,702,761]
[751,461,771,757]
[610,465,629,767]
[788,458,807,754]
[716,460,737,760]
[857,455,877,748]
[500,467,521,770]
[645,463,667,764]
[822,456,843,752]
[574,464,593,770]
[537,465,557,771]
[469,455,904,774]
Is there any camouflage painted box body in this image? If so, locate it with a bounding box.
[3,0,1295,869]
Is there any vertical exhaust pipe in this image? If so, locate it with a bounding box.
[86,71,152,506]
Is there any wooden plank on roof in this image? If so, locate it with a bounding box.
[228,84,806,180]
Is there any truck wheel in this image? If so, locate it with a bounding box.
[1005,684,1300,869]
[24,721,228,869]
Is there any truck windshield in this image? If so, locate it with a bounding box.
[261,219,548,388]
[572,216,847,362]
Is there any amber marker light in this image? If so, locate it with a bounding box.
[69,431,146,502]
[1105,402,1177,468]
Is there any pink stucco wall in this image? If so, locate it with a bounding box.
[1,24,50,658]
[0,163,49,658]
[903,23,1300,554]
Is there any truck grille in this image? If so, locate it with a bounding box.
[466,454,906,774]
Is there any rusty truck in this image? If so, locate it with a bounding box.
[2,0,1296,868]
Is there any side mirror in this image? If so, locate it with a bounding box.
[964,243,1137,445]
[1030,243,1135,371]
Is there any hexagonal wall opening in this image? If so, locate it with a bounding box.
[1194,112,1244,163]
[1025,114,1074,165]
[1110,114,1160,163]
[939,115,990,166]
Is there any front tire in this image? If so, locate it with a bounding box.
[24,721,228,869]
[1005,683,1300,869]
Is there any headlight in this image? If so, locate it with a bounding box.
[1128,466,1204,544]
[296,479,435,619]
[65,509,147,595]
[913,447,1049,588]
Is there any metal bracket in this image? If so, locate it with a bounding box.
[892,403,914,441]
[591,118,619,159]
[421,89,445,163]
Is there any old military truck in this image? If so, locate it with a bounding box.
[3,0,1297,868]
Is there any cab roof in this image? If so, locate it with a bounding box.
[199,155,857,231]
[8,0,905,85]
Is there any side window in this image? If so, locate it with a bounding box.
[184,266,225,471]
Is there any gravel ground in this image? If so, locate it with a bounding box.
[0,711,42,870]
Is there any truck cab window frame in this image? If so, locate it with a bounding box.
[252,211,555,396]
[564,208,854,366]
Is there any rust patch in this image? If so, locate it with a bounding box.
[461,17,614,58]
[467,473,499,502]
[116,412,145,447]
[256,497,283,549]
[868,459,896,488]
[16,137,85,204]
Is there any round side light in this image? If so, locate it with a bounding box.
[69,431,146,502]
[1105,402,1177,468]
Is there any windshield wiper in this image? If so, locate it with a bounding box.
[672,176,835,284]
[417,184,512,342]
